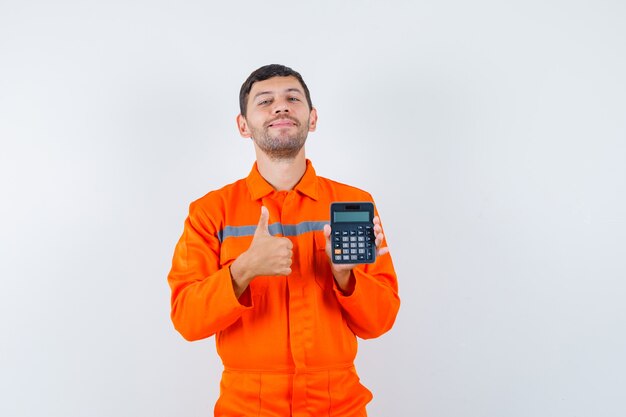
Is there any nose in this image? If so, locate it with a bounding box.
[272,98,290,114]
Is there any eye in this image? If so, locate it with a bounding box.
[288,97,300,102]
[258,98,272,106]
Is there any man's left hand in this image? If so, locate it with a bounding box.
[322,216,389,293]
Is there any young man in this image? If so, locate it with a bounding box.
[168,64,400,417]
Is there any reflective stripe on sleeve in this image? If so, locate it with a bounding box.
[218,221,327,242]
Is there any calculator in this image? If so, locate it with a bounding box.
[330,202,376,264]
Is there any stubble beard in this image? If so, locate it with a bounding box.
[250,116,310,161]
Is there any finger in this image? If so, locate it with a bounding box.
[373,216,381,225]
[322,224,332,257]
[377,246,389,257]
[255,206,270,236]
[375,232,385,247]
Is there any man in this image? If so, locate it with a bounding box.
[168,64,400,417]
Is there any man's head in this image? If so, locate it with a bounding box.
[237,65,317,161]
[239,64,313,118]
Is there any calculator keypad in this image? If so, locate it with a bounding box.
[332,225,375,263]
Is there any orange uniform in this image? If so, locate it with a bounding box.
[168,160,400,417]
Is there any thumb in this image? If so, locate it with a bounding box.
[255,206,270,237]
[323,224,331,239]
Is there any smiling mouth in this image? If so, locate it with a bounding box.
[268,118,297,128]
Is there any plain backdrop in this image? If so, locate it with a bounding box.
[1,1,625,416]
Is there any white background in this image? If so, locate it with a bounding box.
[1,1,625,416]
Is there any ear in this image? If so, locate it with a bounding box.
[236,114,252,138]
[308,107,318,132]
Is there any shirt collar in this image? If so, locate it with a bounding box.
[246,159,319,201]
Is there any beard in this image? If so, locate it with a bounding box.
[250,115,310,161]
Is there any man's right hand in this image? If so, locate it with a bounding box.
[229,206,293,297]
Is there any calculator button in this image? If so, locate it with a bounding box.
[342,255,350,261]
[350,236,357,242]
[357,236,365,242]
[342,237,349,242]
[350,230,356,236]
[350,243,357,248]
[358,249,365,254]
[350,249,357,254]
[334,249,342,255]
[350,255,358,261]
[335,255,342,261]
[342,231,349,236]
[358,255,365,261]
[358,243,365,248]
[333,242,341,249]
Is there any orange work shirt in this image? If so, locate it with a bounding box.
[168,160,400,417]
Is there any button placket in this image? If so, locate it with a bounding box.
[283,192,314,410]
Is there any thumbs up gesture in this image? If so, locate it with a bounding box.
[250,206,294,275]
[230,207,293,295]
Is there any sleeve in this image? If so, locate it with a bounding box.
[167,202,251,341]
[332,208,400,340]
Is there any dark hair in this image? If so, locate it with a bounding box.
[239,64,313,117]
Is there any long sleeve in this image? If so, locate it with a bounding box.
[168,203,251,341]
[331,204,400,340]
[333,250,400,339]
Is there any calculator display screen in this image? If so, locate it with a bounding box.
[333,211,370,223]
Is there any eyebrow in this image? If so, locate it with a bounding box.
[252,88,304,100]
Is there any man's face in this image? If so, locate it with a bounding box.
[237,76,317,160]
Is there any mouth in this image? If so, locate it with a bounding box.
[268,118,298,128]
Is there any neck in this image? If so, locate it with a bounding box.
[254,147,307,191]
